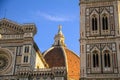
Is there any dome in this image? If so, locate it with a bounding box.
[43,25,80,80]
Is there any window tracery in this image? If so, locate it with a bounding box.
[85,6,115,36]
[102,14,108,30]
[103,50,111,67]
[92,51,99,68]
[92,16,98,31]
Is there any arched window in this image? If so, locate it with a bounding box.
[93,54,95,67]
[104,51,111,67]
[93,51,99,68]
[104,54,107,67]
[92,16,98,31]
[24,46,29,53]
[23,56,28,63]
[108,54,110,67]
[96,54,99,67]
[92,18,94,30]
[102,15,108,30]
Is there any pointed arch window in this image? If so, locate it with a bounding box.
[92,16,98,31]
[104,50,111,67]
[93,51,99,68]
[102,15,108,30]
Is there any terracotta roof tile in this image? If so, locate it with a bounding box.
[44,47,65,68]
[65,48,80,80]
[43,47,80,80]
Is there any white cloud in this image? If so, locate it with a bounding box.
[36,12,73,22]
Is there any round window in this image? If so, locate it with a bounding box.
[0,49,11,72]
[0,55,9,71]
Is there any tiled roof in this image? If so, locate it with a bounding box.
[43,46,80,80]
[43,47,66,68]
[65,48,80,80]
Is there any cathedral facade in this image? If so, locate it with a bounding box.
[0,19,67,80]
[0,18,80,80]
[80,0,120,80]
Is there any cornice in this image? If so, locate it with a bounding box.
[80,36,120,43]
[81,36,120,40]
[0,18,37,35]
[80,0,117,4]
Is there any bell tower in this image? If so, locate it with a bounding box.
[80,0,120,80]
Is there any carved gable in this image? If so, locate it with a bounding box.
[0,18,36,35]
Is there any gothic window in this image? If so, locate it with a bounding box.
[96,54,99,66]
[92,16,98,31]
[108,54,110,67]
[93,54,95,67]
[104,54,107,67]
[102,15,108,30]
[93,51,99,68]
[104,51,111,67]
[23,56,28,63]
[24,46,29,53]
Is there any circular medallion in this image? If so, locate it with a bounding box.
[0,55,9,71]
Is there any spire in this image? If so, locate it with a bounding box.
[53,25,66,47]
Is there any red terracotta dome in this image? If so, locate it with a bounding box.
[43,25,80,80]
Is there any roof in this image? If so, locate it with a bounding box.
[43,47,66,68]
[34,42,49,68]
[43,25,80,80]
[64,47,80,80]
[43,46,80,80]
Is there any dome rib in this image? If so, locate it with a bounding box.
[43,47,54,57]
[61,46,69,74]
[43,46,80,80]
[64,48,80,80]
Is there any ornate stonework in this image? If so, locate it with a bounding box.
[80,0,120,80]
[0,19,68,80]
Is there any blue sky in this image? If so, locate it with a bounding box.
[0,0,80,55]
